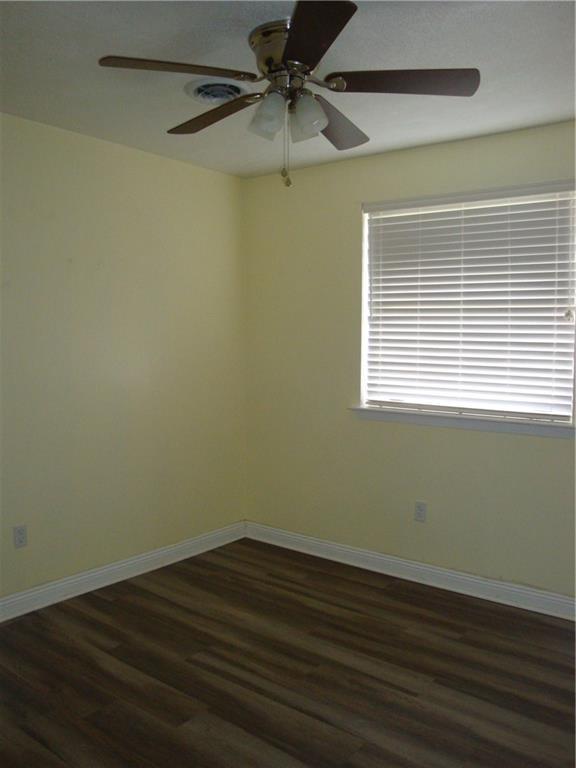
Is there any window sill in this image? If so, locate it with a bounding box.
[350,406,575,438]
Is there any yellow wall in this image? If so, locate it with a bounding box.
[242,121,575,596]
[0,114,247,595]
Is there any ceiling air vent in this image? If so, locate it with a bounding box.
[184,79,247,105]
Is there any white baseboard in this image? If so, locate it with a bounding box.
[245,522,575,620]
[2,518,573,623]
[0,521,246,623]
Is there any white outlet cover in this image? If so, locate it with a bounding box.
[414,502,427,522]
[13,525,28,548]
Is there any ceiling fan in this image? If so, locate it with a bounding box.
[99,0,480,152]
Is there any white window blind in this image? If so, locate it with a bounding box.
[362,187,576,425]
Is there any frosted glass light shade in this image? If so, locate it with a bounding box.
[289,113,311,143]
[291,92,328,142]
[248,92,286,140]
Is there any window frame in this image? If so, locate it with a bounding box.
[358,181,576,438]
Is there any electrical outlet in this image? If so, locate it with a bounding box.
[414,501,427,523]
[13,525,28,548]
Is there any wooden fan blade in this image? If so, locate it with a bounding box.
[99,56,259,82]
[167,94,263,134]
[283,1,357,71]
[326,68,481,96]
[315,95,369,150]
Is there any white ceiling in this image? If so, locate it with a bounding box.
[1,1,574,177]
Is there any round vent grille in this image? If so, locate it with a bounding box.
[184,79,247,105]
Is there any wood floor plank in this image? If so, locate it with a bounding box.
[343,743,440,768]
[38,602,123,651]
[179,712,312,768]
[109,641,364,767]
[311,624,574,730]
[1,699,140,768]
[17,612,206,726]
[123,573,439,695]
[0,711,70,768]
[70,590,211,656]
[86,701,221,768]
[190,645,560,768]
[1,538,574,767]
[0,620,113,717]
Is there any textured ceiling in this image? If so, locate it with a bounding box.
[1,1,574,177]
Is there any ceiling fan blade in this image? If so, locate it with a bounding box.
[167,94,263,134]
[315,95,369,150]
[325,68,481,96]
[283,1,357,71]
[99,56,260,83]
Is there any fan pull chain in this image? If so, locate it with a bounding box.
[281,101,292,187]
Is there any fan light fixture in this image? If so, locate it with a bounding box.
[249,89,329,144]
[291,91,328,143]
[248,91,285,140]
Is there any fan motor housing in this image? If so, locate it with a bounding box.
[248,19,290,77]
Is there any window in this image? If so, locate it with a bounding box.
[362,185,576,428]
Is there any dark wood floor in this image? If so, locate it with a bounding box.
[1,539,574,767]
